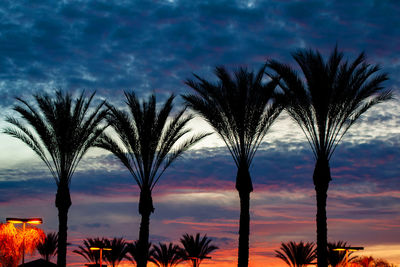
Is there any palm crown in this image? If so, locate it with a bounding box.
[180,233,218,267]
[149,242,183,267]
[268,47,392,160]
[275,241,316,267]
[184,65,282,176]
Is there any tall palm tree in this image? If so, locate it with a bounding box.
[3,90,108,267]
[73,237,106,265]
[183,65,282,267]
[95,91,209,267]
[180,233,218,267]
[267,47,392,267]
[275,241,316,267]
[149,242,183,267]
[104,237,129,267]
[37,232,58,262]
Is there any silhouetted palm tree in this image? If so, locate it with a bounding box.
[3,90,108,267]
[37,232,58,262]
[180,233,218,267]
[327,241,357,267]
[95,91,209,267]
[73,238,106,265]
[149,242,183,267]
[183,65,282,267]
[126,240,153,266]
[275,241,316,267]
[267,47,392,267]
[104,237,129,267]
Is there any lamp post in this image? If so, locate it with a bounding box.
[6,217,43,266]
[188,256,211,267]
[90,246,111,267]
[333,246,364,267]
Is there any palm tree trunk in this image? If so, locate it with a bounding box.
[313,157,331,267]
[137,188,154,267]
[55,185,72,267]
[236,164,253,267]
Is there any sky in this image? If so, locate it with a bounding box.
[0,0,399,266]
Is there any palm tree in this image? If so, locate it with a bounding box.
[126,240,153,266]
[104,237,129,267]
[275,241,316,267]
[3,90,108,267]
[95,91,209,267]
[149,242,183,267]
[183,65,282,267]
[37,232,58,262]
[73,237,106,265]
[267,47,392,267]
[126,241,139,265]
[327,241,357,267]
[180,233,218,267]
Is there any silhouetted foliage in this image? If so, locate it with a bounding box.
[327,241,357,267]
[180,233,218,267]
[37,232,58,262]
[95,91,208,267]
[354,256,398,267]
[267,47,392,267]
[126,240,153,265]
[183,65,283,267]
[104,237,129,267]
[149,242,183,267]
[73,238,106,264]
[4,90,108,267]
[275,241,316,267]
[0,223,45,267]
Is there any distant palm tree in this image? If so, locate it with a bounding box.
[180,233,218,267]
[104,237,129,267]
[3,90,108,267]
[267,47,392,267]
[327,241,357,267]
[126,240,153,266]
[37,232,58,262]
[275,241,316,267]
[183,65,282,267]
[126,241,139,265]
[95,91,209,267]
[149,242,183,267]
[73,237,106,265]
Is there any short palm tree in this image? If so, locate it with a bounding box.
[104,237,129,267]
[327,241,357,267]
[180,233,218,267]
[95,91,209,267]
[126,240,153,265]
[37,232,58,262]
[73,237,106,265]
[267,47,392,267]
[149,242,183,267]
[183,65,283,267]
[275,241,316,267]
[3,90,108,267]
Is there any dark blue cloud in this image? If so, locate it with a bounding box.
[0,0,398,108]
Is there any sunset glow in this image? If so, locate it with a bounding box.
[0,0,399,267]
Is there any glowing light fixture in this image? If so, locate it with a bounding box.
[333,246,364,267]
[6,217,43,266]
[90,246,112,267]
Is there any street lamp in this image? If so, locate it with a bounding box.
[6,217,43,266]
[188,256,211,267]
[333,246,364,267]
[90,246,112,267]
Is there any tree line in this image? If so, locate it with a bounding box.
[2,46,392,267]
